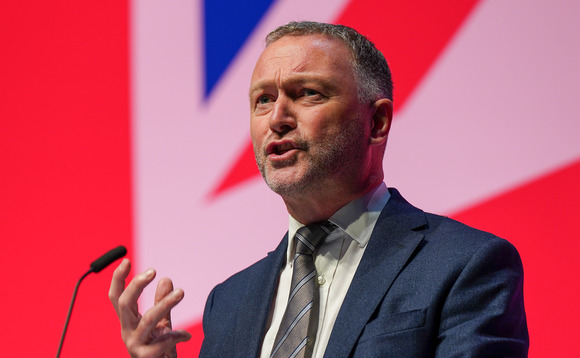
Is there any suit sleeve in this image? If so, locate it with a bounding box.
[198,286,217,357]
[435,238,529,357]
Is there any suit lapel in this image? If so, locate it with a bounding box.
[232,234,288,357]
[324,189,427,358]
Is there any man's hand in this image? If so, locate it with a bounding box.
[109,259,191,358]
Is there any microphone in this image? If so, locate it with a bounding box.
[56,245,127,358]
[90,245,128,273]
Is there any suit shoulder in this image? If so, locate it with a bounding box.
[420,212,522,266]
[424,212,503,243]
[211,239,286,297]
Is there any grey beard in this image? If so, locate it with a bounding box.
[255,120,366,197]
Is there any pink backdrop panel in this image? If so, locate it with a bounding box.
[1,0,578,357]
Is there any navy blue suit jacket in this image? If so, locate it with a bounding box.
[199,188,529,357]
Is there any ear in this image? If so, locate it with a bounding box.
[369,98,393,145]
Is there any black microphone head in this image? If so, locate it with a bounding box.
[90,245,127,273]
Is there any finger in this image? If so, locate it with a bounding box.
[128,330,191,358]
[155,278,175,328]
[135,288,185,344]
[108,258,131,314]
[154,278,174,305]
[117,267,157,330]
[149,329,192,353]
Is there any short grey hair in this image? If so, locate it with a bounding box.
[266,21,393,104]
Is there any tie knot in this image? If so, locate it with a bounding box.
[294,222,335,255]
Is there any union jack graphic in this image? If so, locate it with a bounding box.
[1,0,578,356]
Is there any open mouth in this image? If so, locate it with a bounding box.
[267,140,298,156]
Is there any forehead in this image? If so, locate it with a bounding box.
[250,34,355,87]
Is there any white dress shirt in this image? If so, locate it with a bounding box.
[260,183,391,358]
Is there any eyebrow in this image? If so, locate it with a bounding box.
[249,75,337,98]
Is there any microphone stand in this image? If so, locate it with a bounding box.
[55,245,126,357]
[56,268,93,358]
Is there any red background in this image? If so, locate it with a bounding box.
[1,1,578,357]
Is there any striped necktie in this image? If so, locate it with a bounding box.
[270,223,334,358]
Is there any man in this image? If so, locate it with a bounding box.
[109,21,528,357]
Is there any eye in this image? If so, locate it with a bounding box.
[303,88,319,97]
[257,95,271,105]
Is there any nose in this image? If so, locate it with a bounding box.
[269,95,296,135]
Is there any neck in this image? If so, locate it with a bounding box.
[281,176,383,224]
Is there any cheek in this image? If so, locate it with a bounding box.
[307,114,350,140]
[299,109,335,134]
[250,119,270,154]
[249,117,265,138]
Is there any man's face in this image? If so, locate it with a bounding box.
[249,34,373,197]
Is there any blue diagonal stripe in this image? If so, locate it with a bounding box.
[288,270,316,303]
[289,337,308,358]
[270,302,313,357]
[295,230,316,252]
[203,0,277,99]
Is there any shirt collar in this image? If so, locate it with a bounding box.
[287,183,390,258]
